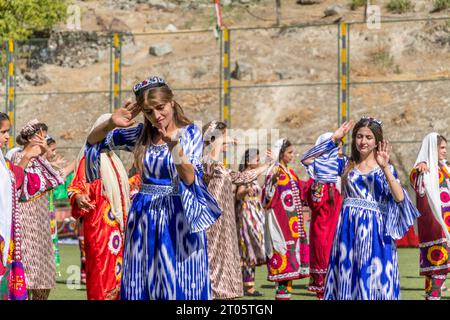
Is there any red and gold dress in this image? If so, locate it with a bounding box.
[304,177,342,299]
[410,163,450,299]
[68,156,139,300]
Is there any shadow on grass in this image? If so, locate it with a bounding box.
[56,279,87,292]
[261,284,308,290]
[260,284,316,298]
[400,287,423,291]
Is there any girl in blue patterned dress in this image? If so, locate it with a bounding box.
[301,117,420,300]
[84,76,221,300]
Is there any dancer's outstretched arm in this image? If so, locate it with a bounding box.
[301,121,353,165]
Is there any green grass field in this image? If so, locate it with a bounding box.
[49,244,440,300]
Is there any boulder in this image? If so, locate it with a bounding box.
[165,24,178,32]
[23,71,50,86]
[324,5,347,17]
[149,42,173,56]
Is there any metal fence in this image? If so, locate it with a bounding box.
[2,16,450,182]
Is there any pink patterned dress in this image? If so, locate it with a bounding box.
[203,160,258,299]
[12,153,64,290]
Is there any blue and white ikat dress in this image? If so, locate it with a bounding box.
[302,138,420,300]
[85,123,222,300]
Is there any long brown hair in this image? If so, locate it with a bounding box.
[133,85,192,173]
[0,112,9,125]
[341,118,384,186]
[279,139,292,163]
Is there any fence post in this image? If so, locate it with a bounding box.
[338,22,350,152]
[222,27,231,167]
[109,34,113,113]
[113,32,122,111]
[222,27,230,127]
[6,38,15,151]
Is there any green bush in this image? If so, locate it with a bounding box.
[350,0,366,10]
[433,0,450,11]
[386,0,414,14]
[0,0,68,42]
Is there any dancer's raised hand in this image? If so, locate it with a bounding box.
[332,120,354,142]
[416,162,429,173]
[265,149,274,164]
[28,131,48,155]
[376,140,391,169]
[111,100,140,128]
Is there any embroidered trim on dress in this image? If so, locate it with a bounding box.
[308,285,324,292]
[419,238,447,248]
[343,197,387,212]
[275,293,291,300]
[310,268,328,274]
[420,263,450,272]
[139,182,180,196]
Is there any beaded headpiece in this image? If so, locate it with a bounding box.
[360,116,383,127]
[20,119,40,137]
[133,76,166,97]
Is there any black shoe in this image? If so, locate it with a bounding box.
[244,290,264,297]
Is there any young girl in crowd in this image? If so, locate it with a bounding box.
[202,123,272,299]
[262,138,309,300]
[0,114,59,300]
[12,120,65,300]
[235,149,267,297]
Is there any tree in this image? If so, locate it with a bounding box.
[0,0,68,42]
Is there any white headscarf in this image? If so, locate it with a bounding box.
[414,132,450,242]
[0,150,13,269]
[76,114,131,231]
[264,138,287,258]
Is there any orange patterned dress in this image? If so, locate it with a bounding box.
[68,156,140,300]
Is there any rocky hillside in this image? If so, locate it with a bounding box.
[2,0,450,182]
